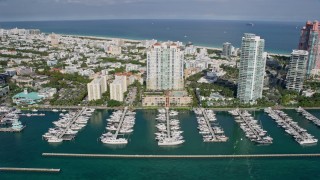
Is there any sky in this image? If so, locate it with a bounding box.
[0,0,319,22]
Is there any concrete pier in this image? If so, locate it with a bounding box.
[0,167,60,173]
[42,152,320,159]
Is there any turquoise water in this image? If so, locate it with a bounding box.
[0,20,301,54]
[1,109,320,179]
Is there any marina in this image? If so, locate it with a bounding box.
[42,107,94,143]
[155,108,185,146]
[265,107,318,145]
[1,109,320,179]
[194,108,228,142]
[296,107,320,127]
[0,108,25,132]
[100,107,136,145]
[229,108,273,144]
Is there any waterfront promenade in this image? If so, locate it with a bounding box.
[34,105,320,111]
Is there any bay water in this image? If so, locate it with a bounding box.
[0,109,320,179]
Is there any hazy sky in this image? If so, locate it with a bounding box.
[0,0,319,22]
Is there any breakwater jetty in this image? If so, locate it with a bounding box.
[0,167,60,173]
[42,153,320,159]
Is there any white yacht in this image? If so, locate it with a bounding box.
[158,138,184,146]
[42,133,53,139]
[47,136,63,143]
[298,138,318,145]
[101,137,128,145]
[11,120,25,131]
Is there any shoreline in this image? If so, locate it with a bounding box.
[30,105,320,111]
[57,33,290,56]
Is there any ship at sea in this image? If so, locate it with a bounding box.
[246,23,254,26]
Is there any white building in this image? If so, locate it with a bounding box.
[87,75,108,101]
[222,42,234,57]
[286,50,308,92]
[184,44,197,55]
[126,63,140,72]
[237,33,266,104]
[48,33,60,46]
[47,59,58,66]
[38,88,57,98]
[106,45,122,55]
[146,42,184,90]
[110,75,127,102]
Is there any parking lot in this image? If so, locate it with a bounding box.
[125,87,137,106]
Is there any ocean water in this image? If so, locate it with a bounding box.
[1,109,320,179]
[0,20,302,54]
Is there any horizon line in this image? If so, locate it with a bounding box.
[0,18,308,24]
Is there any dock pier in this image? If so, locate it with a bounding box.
[238,113,260,137]
[200,108,217,140]
[296,107,320,127]
[265,107,317,145]
[166,107,170,138]
[0,167,60,173]
[114,107,128,138]
[57,108,86,139]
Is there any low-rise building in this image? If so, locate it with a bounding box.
[5,68,17,77]
[16,66,33,76]
[184,67,201,79]
[142,91,192,107]
[126,63,140,72]
[38,88,57,98]
[12,89,43,105]
[106,45,122,55]
[11,76,33,87]
[0,84,9,97]
[47,59,58,66]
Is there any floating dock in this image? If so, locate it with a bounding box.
[0,167,60,173]
[42,152,320,159]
